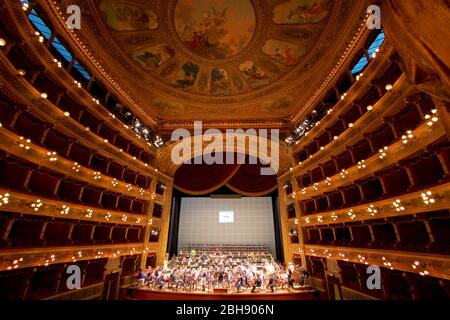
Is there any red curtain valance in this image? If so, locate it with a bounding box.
[173,154,277,196]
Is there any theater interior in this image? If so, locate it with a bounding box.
[0,0,449,301]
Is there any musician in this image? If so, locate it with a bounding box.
[299,266,310,286]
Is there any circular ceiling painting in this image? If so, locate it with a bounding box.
[174,0,256,59]
[90,0,364,121]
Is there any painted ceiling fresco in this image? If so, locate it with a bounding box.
[99,0,159,31]
[174,0,256,59]
[88,0,363,120]
[272,0,330,24]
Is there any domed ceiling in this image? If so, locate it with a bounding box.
[76,0,367,125]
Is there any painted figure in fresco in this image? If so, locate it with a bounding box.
[174,62,200,91]
[211,68,231,95]
[133,45,175,71]
[288,1,324,21]
[262,40,307,66]
[239,61,270,89]
[274,46,296,65]
[116,7,149,30]
[272,0,329,25]
[100,0,158,31]
[175,0,255,59]
[184,8,229,55]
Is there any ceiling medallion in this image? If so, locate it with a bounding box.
[90,0,362,120]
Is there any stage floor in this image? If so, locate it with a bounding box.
[128,286,318,300]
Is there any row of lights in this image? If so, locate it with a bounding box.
[291,12,377,134]
[307,250,431,277]
[6,257,24,270]
[47,0,159,130]
[14,131,151,197]
[5,32,161,170]
[0,192,151,225]
[288,83,394,171]
[302,190,437,225]
[8,63,157,172]
[291,107,435,187]
[291,90,392,173]
[4,12,162,155]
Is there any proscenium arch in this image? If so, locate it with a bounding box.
[155,132,292,178]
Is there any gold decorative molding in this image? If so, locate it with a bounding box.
[29,0,370,123]
[280,74,412,180]
[0,127,152,200]
[294,120,445,201]
[0,242,151,271]
[0,188,148,226]
[304,244,450,280]
[0,52,157,177]
[299,182,450,226]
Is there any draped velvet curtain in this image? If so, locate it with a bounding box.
[173,153,277,196]
[226,162,278,196]
[381,0,450,101]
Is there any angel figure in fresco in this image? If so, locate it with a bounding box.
[174,62,200,91]
[239,61,270,89]
[211,68,231,95]
[211,69,227,88]
[134,45,175,70]
[274,46,296,65]
[199,7,228,33]
[245,65,266,81]
[115,5,152,30]
[288,1,325,21]
[184,7,229,54]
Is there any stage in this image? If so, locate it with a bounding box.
[128,286,318,300]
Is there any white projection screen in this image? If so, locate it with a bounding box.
[178,197,276,255]
[219,211,234,223]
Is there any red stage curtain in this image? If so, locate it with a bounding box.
[226,162,277,196]
[173,156,239,195]
[174,154,277,196]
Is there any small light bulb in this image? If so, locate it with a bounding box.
[0,38,6,47]
[40,93,48,99]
